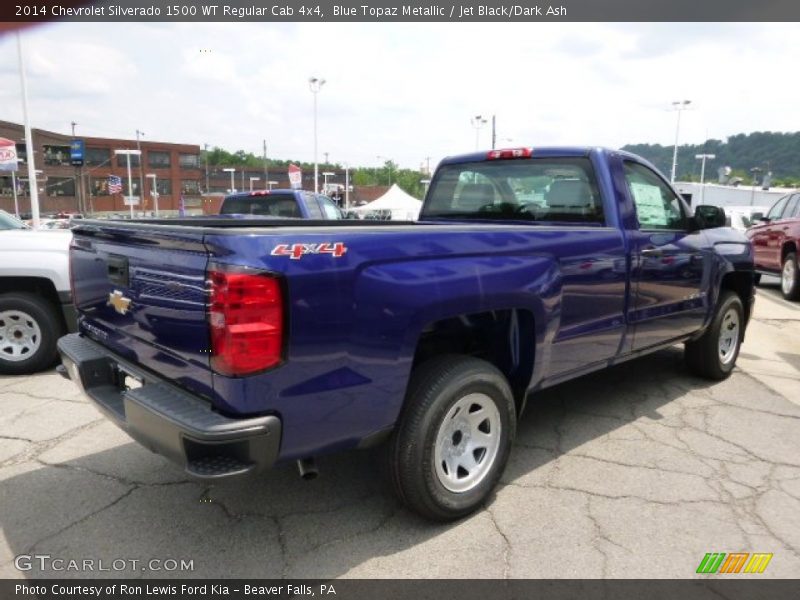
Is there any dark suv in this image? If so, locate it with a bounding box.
[747,192,800,299]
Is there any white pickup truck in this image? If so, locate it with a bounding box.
[0,210,76,374]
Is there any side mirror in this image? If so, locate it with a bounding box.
[694,205,726,229]
[750,212,766,222]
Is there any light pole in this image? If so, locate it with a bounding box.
[146,173,159,217]
[309,76,326,193]
[670,100,691,182]
[249,176,260,192]
[17,32,41,229]
[223,167,236,193]
[695,153,716,204]
[322,171,335,195]
[114,149,141,218]
[135,130,145,210]
[471,115,487,151]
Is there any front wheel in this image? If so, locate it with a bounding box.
[685,290,744,380]
[780,252,800,300]
[386,355,516,521]
[0,293,64,375]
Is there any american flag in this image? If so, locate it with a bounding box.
[107,175,122,194]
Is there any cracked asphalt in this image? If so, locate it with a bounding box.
[1,278,798,579]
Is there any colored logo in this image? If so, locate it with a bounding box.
[271,242,348,260]
[696,552,772,574]
[107,290,132,315]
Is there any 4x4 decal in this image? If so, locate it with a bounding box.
[271,242,348,260]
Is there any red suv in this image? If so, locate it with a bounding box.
[747,192,800,300]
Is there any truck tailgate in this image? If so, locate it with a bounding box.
[70,224,213,401]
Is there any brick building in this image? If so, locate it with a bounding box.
[0,120,202,216]
[0,119,373,216]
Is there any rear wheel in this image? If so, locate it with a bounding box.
[780,252,800,300]
[685,291,743,380]
[0,293,63,375]
[386,355,515,521]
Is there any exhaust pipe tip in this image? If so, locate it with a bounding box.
[297,458,318,481]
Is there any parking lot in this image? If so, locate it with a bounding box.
[1,279,798,579]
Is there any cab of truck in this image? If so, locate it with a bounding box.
[219,189,343,219]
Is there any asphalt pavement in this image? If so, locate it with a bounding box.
[1,284,798,579]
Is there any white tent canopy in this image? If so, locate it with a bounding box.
[350,184,423,221]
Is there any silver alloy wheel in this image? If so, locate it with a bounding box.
[718,307,740,366]
[433,393,502,493]
[0,310,42,363]
[782,257,796,296]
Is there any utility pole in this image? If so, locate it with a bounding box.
[424,156,432,175]
[491,115,496,150]
[323,151,329,165]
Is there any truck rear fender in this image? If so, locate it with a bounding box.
[352,254,558,422]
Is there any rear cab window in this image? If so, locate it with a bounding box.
[422,156,605,224]
[220,192,302,218]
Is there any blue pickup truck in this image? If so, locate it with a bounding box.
[219,189,343,219]
[58,147,755,520]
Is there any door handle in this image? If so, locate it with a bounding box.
[641,247,663,257]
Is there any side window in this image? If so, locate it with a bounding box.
[766,196,789,220]
[317,195,342,219]
[303,193,323,218]
[781,194,799,219]
[623,161,687,230]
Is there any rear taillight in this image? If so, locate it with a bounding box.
[208,267,284,376]
[487,147,533,160]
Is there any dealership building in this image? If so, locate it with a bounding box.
[0,120,366,217]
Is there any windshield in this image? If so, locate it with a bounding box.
[0,210,28,230]
[220,193,301,218]
[422,157,604,224]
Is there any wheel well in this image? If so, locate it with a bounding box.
[0,277,64,326]
[720,271,753,326]
[782,241,797,263]
[413,309,535,413]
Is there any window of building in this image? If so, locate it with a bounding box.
[181,180,200,194]
[15,143,27,163]
[43,145,71,167]
[91,177,110,196]
[179,153,200,168]
[46,177,76,197]
[148,151,171,168]
[116,153,141,168]
[156,179,171,195]
[85,147,111,167]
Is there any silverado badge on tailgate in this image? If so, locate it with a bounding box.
[107,290,132,315]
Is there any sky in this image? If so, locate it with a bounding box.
[0,22,798,172]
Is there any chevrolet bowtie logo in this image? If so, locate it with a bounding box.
[107,290,132,315]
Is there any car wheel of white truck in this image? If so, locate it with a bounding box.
[0,293,63,375]
[386,355,515,521]
[684,290,743,381]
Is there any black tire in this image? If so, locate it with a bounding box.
[0,293,64,375]
[685,290,744,380]
[753,273,761,286]
[780,252,800,301]
[386,355,516,521]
